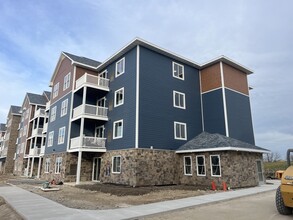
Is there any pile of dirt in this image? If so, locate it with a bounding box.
[0,196,23,220]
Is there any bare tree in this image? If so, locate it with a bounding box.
[264,152,281,162]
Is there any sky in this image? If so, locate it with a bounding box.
[0,0,292,158]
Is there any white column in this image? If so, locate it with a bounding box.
[30,157,35,177]
[26,158,30,177]
[37,157,42,179]
[76,151,82,185]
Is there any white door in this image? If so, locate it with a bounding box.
[92,157,101,181]
[95,126,105,138]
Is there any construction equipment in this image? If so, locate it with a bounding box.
[275,149,293,215]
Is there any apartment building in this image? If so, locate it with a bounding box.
[42,38,269,188]
[0,123,7,173]
[14,92,50,177]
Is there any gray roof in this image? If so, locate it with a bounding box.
[43,91,51,101]
[176,132,269,153]
[63,52,101,67]
[27,93,48,105]
[10,105,21,115]
[0,123,6,132]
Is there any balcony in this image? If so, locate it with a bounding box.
[70,136,106,151]
[29,148,41,156]
[32,128,43,136]
[75,73,109,91]
[34,108,45,118]
[46,101,51,111]
[40,145,45,155]
[72,104,108,121]
[43,122,48,133]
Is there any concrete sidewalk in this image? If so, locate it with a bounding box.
[0,181,279,220]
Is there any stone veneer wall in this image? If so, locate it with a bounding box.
[100,148,179,186]
[178,151,263,189]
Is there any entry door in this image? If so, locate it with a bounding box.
[256,160,264,185]
[97,97,106,107]
[92,157,101,181]
[95,126,105,138]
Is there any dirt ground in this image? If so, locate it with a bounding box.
[0,174,215,210]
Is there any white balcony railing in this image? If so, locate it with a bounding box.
[72,104,108,120]
[34,108,45,118]
[75,73,109,91]
[32,128,43,136]
[29,148,41,156]
[70,136,106,150]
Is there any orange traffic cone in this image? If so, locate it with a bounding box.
[222,181,227,191]
[211,181,217,191]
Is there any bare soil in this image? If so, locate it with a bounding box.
[1,174,215,210]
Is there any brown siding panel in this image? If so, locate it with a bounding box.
[201,63,222,93]
[223,63,249,95]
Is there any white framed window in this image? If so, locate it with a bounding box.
[174,122,187,140]
[173,62,184,80]
[50,106,57,122]
[210,155,221,177]
[45,158,50,173]
[60,99,68,117]
[114,88,124,107]
[115,57,125,77]
[58,127,66,145]
[63,72,71,91]
[196,155,206,176]
[184,156,192,175]
[55,157,62,174]
[113,120,123,139]
[48,131,54,147]
[112,156,121,173]
[173,91,186,109]
[53,82,59,99]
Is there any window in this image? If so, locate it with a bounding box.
[45,158,50,173]
[50,106,57,122]
[55,157,62,174]
[113,120,123,139]
[112,156,121,173]
[174,122,187,140]
[53,82,59,99]
[210,155,221,177]
[115,57,125,77]
[114,88,124,107]
[48,131,54,147]
[173,91,186,109]
[184,156,192,175]
[58,127,66,144]
[173,62,184,80]
[196,155,206,176]
[63,72,71,90]
[60,99,68,117]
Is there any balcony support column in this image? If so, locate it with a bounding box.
[26,158,30,177]
[76,151,82,185]
[30,156,34,178]
[37,157,42,179]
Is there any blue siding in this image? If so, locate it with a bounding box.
[138,46,202,150]
[202,89,226,135]
[104,47,137,150]
[45,93,72,154]
[225,89,255,145]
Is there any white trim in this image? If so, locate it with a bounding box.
[44,158,50,173]
[196,155,206,176]
[199,71,205,131]
[67,66,76,151]
[210,155,221,177]
[113,119,123,139]
[114,87,124,107]
[220,61,229,137]
[53,82,59,99]
[173,91,186,109]
[115,57,125,77]
[176,146,270,154]
[95,125,105,138]
[201,87,222,95]
[174,121,187,140]
[172,62,185,80]
[54,156,62,174]
[63,72,71,91]
[183,156,192,176]
[111,155,121,174]
[60,99,68,117]
[50,106,57,122]
[135,45,140,149]
[57,126,66,145]
[48,131,54,147]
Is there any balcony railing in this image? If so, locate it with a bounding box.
[72,104,108,120]
[29,148,41,156]
[32,128,43,136]
[34,108,45,118]
[70,136,106,150]
[75,73,109,91]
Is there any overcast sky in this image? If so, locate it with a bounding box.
[0,0,292,158]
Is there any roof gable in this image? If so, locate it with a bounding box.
[176,132,269,154]
[26,93,48,106]
[10,105,21,115]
